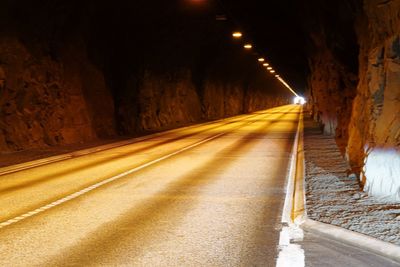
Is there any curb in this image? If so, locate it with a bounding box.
[291,109,400,264]
[292,107,305,221]
[281,106,302,224]
[301,218,400,263]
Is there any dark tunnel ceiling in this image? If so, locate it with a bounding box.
[2,0,310,94]
[216,0,309,93]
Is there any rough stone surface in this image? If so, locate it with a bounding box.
[0,2,292,152]
[303,0,359,152]
[0,37,105,151]
[136,71,202,131]
[303,115,400,245]
[304,0,400,200]
[347,0,400,198]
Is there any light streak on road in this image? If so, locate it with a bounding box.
[0,106,302,266]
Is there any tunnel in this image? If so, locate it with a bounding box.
[0,0,399,265]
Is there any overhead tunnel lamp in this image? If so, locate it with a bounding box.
[230,27,301,100]
[232,32,243,38]
[244,44,252,49]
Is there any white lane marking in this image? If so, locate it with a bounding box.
[0,132,227,229]
[276,108,305,267]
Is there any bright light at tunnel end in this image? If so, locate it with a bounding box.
[293,96,306,105]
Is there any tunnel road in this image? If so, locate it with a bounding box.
[0,105,397,267]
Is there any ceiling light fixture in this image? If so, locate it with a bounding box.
[232,32,243,38]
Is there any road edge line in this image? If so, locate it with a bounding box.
[277,106,305,267]
[0,131,227,229]
[292,107,306,223]
[281,107,302,224]
[0,110,268,176]
[0,107,287,229]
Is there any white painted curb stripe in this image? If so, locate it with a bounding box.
[281,108,302,224]
[277,107,305,267]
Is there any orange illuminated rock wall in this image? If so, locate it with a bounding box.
[0,37,116,151]
[305,0,400,200]
[307,35,358,150]
[0,1,292,152]
[0,42,290,152]
[347,0,400,171]
[347,0,400,200]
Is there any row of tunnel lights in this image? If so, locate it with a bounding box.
[185,0,304,103]
[231,31,300,99]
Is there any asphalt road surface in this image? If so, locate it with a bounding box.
[0,105,398,266]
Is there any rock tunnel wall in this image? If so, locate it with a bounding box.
[303,0,359,151]
[0,36,116,151]
[0,1,291,152]
[305,0,400,201]
[349,0,400,201]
